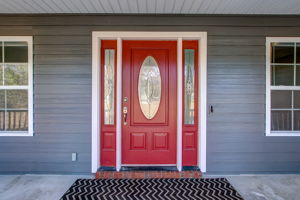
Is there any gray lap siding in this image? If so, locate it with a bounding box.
[0,15,299,174]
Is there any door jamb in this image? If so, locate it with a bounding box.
[92,32,207,173]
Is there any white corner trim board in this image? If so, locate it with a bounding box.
[92,32,208,173]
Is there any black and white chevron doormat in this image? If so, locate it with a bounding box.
[60,178,243,200]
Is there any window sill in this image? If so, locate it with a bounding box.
[0,131,33,136]
[267,131,300,136]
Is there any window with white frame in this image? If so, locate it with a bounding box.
[0,37,33,136]
[266,38,300,136]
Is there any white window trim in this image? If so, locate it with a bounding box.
[92,32,207,173]
[0,36,33,137]
[266,37,300,136]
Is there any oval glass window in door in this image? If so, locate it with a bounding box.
[138,56,161,119]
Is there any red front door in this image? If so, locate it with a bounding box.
[122,41,177,164]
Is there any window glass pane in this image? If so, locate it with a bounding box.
[294,111,300,130]
[297,44,300,64]
[0,90,4,109]
[5,90,28,131]
[4,42,28,63]
[6,90,28,109]
[104,49,115,125]
[272,43,294,63]
[0,65,3,85]
[0,42,2,62]
[0,110,3,131]
[184,49,195,125]
[271,90,292,109]
[294,91,300,109]
[5,111,28,131]
[272,65,294,86]
[0,91,4,131]
[271,111,292,131]
[297,66,300,86]
[4,64,28,85]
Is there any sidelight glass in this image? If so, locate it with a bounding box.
[138,56,161,119]
[104,50,115,125]
[184,49,195,124]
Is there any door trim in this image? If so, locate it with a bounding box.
[92,32,207,173]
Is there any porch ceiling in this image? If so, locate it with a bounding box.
[0,0,299,15]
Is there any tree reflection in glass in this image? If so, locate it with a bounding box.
[138,56,161,119]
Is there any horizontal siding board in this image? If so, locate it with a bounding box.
[208,122,264,132]
[34,36,91,44]
[0,26,33,35]
[35,85,91,95]
[34,55,91,65]
[0,143,91,153]
[0,152,90,162]
[207,162,300,173]
[209,143,300,153]
[0,162,90,173]
[208,74,265,85]
[34,65,91,75]
[208,84,265,94]
[208,94,264,104]
[35,114,90,124]
[34,104,91,114]
[208,55,265,64]
[208,153,300,162]
[208,64,265,75]
[208,36,265,46]
[206,104,265,114]
[208,133,300,143]
[35,123,91,133]
[0,133,91,143]
[208,113,264,123]
[208,46,265,56]
[35,94,90,104]
[34,44,91,55]
[34,74,91,85]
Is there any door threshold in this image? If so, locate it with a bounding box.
[96,166,201,179]
[121,166,178,171]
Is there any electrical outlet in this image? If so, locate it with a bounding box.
[72,153,77,161]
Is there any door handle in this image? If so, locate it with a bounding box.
[123,106,128,125]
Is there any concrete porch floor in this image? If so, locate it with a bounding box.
[0,174,299,200]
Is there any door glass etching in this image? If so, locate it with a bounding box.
[184,49,195,124]
[138,56,161,119]
[104,49,115,125]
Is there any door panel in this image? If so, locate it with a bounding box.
[122,41,177,164]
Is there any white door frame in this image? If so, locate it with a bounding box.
[92,32,207,173]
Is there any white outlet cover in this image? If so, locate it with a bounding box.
[72,153,77,161]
